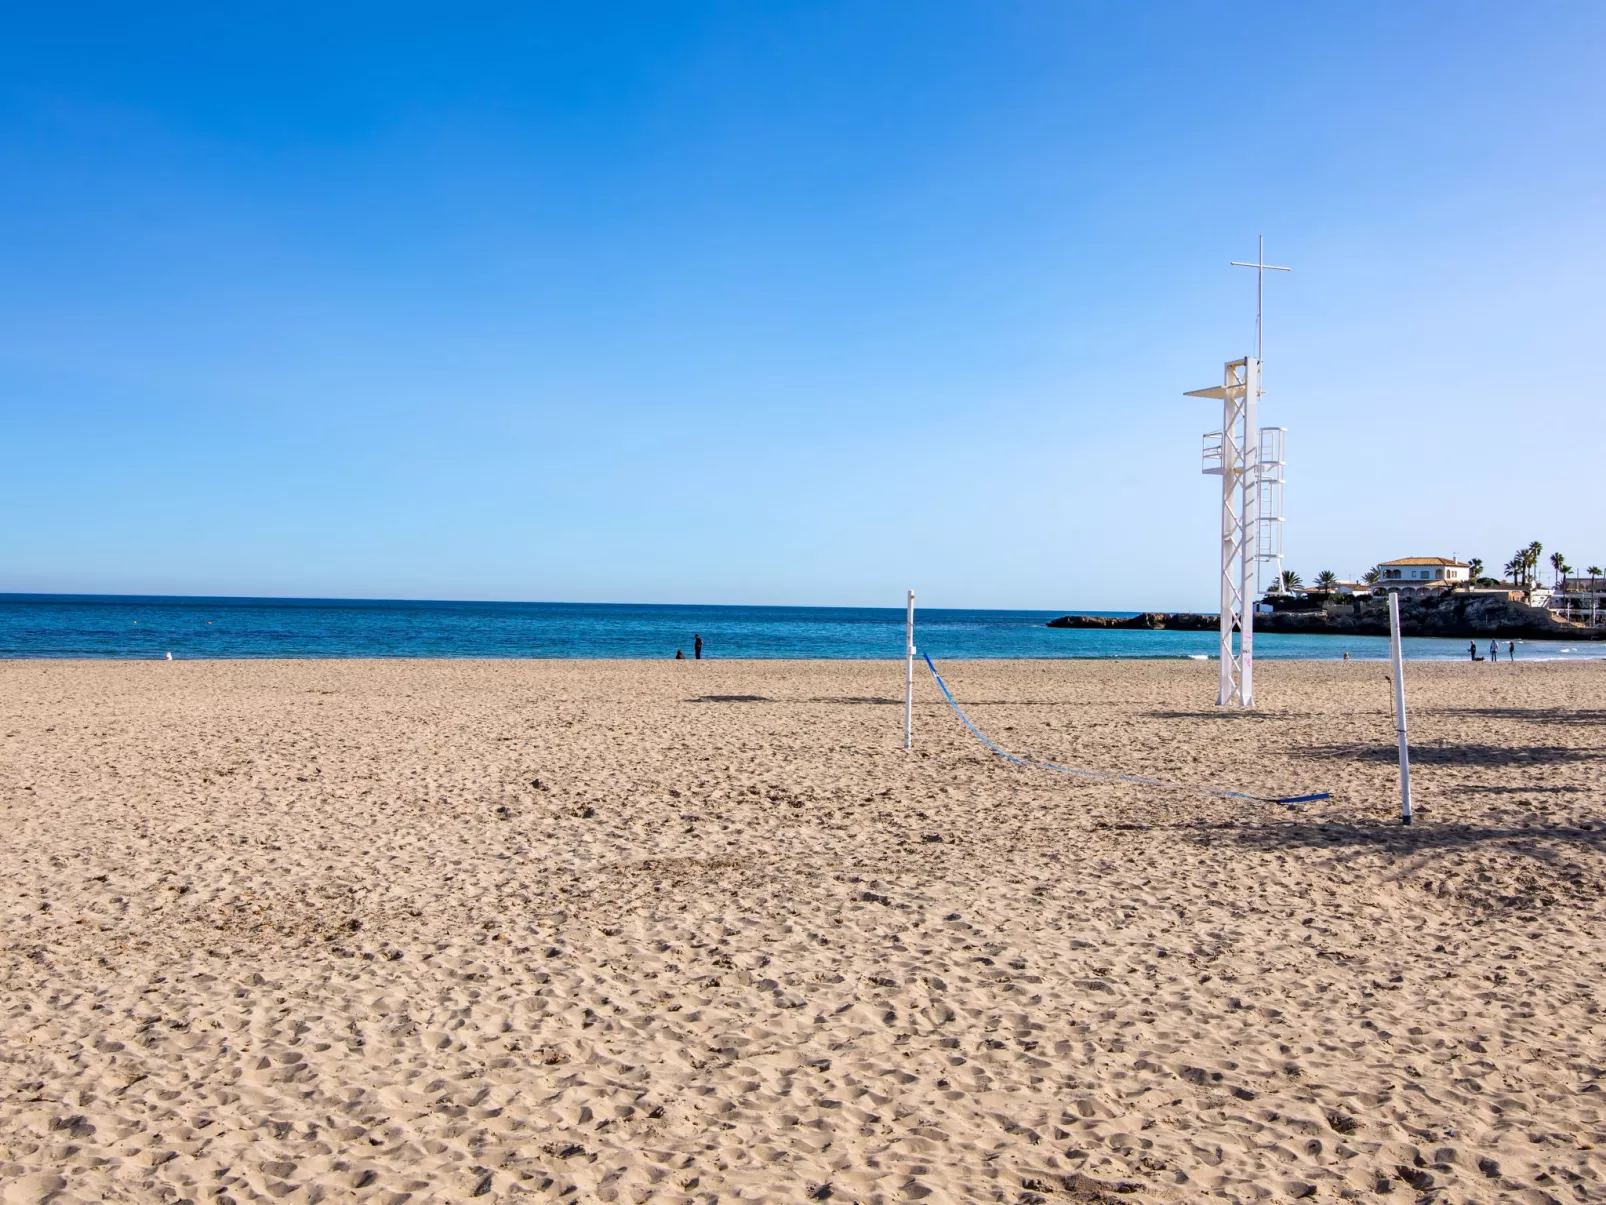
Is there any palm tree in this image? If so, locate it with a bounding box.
[1363,565,1381,586]
[1280,569,1303,592]
[1589,565,1603,590]
[1507,542,1543,587]
[1468,557,1484,588]
[1550,551,1569,588]
[1314,570,1339,594]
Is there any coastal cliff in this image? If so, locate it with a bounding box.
[1049,592,1604,640]
[1048,612,1219,631]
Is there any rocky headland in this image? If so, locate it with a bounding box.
[1049,591,1604,640]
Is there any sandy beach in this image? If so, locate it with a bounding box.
[1,656,1603,1205]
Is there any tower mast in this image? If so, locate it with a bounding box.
[1186,240,1291,707]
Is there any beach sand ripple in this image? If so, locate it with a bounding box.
[2,658,1603,1203]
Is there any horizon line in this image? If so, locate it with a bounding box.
[0,591,1152,615]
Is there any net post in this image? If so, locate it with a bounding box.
[904,590,915,749]
[1388,592,1413,825]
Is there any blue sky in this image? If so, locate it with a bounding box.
[1,2,1601,609]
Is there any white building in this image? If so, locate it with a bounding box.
[1376,557,1471,594]
[1553,576,1605,627]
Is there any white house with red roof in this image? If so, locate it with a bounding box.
[1376,556,1471,593]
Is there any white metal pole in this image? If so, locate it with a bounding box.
[904,589,915,749]
[1240,357,1260,708]
[1256,233,1264,361]
[1388,592,1413,826]
[1218,378,1237,705]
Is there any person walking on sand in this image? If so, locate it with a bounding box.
[694,634,703,660]
[1490,639,1499,662]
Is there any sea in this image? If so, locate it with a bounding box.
[0,594,1598,662]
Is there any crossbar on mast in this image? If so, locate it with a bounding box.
[1230,234,1291,364]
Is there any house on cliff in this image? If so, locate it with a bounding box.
[1376,556,1470,594]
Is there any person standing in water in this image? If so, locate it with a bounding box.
[694,634,704,660]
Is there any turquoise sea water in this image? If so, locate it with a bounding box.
[1,594,1599,661]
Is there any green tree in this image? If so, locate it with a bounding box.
[1506,542,1543,587]
[1314,570,1339,594]
[1363,565,1381,586]
[1550,551,1569,588]
[1468,557,1484,588]
[1280,569,1303,592]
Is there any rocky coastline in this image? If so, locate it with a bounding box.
[1049,591,1604,640]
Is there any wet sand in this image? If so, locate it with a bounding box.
[1,657,1603,1204]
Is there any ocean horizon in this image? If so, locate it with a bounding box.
[1,593,1597,662]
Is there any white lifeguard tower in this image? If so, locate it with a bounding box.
[1186,239,1289,708]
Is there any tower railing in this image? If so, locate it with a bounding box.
[1256,426,1286,591]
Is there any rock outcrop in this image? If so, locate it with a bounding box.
[1048,593,1604,640]
[1046,612,1218,631]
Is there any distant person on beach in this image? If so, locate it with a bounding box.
[1468,641,1477,661]
[1490,639,1499,662]
[1508,640,1516,659]
[675,649,685,660]
[694,634,703,660]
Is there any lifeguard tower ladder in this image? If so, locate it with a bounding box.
[1189,358,1286,708]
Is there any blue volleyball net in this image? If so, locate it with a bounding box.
[921,652,1330,805]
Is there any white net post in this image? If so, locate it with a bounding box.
[904,590,915,749]
[1388,592,1413,825]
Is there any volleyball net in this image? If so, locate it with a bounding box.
[920,651,1330,806]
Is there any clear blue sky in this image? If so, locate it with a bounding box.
[2,3,1601,609]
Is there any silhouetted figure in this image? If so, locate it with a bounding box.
[694,634,703,660]
[1508,640,1515,660]
[675,649,685,660]
[1468,641,1477,661]
[1489,639,1499,662]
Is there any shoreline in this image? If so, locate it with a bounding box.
[2,643,1603,664]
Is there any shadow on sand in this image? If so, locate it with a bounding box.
[808,696,902,705]
[1146,710,1352,721]
[1299,742,1601,766]
[1422,706,1606,728]
[1182,818,1606,857]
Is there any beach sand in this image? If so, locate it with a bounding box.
[2,657,1603,1204]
